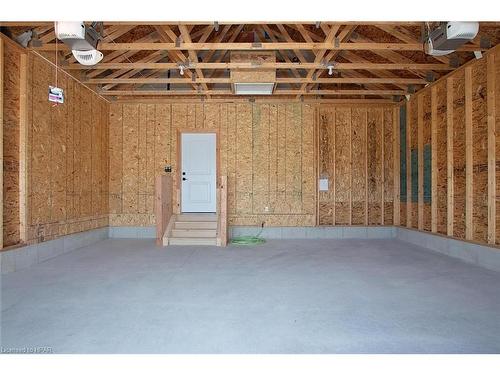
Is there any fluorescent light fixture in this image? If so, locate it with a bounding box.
[233,83,275,95]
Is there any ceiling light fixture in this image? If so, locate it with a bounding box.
[327,65,334,75]
[179,65,184,75]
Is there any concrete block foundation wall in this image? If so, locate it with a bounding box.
[3,225,500,275]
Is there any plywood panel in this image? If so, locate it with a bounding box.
[334,107,350,225]
[2,42,21,246]
[351,107,367,225]
[22,52,109,244]
[383,108,394,225]
[435,81,448,235]
[318,106,334,225]
[471,59,488,243]
[453,70,466,240]
[367,108,382,225]
[109,101,326,227]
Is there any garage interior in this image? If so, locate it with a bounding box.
[1,21,500,354]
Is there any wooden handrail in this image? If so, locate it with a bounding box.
[217,175,228,247]
[155,174,173,246]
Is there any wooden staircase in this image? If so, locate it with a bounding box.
[156,175,228,247]
[163,213,218,246]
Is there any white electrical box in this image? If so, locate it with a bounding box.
[319,178,329,191]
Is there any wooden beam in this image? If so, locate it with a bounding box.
[338,51,410,91]
[67,62,453,71]
[417,95,424,231]
[381,108,385,225]
[431,85,438,233]
[178,25,210,94]
[465,66,473,240]
[85,31,162,79]
[446,77,454,237]
[393,106,400,226]
[0,37,3,250]
[375,25,450,65]
[35,41,482,52]
[296,24,341,96]
[487,53,496,244]
[99,89,406,96]
[19,53,28,243]
[350,32,432,80]
[349,108,353,225]
[85,77,427,85]
[365,109,369,225]
[406,100,412,228]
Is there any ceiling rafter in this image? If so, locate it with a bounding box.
[33,41,484,52]
[4,22,496,99]
[66,62,454,71]
[259,25,302,89]
[179,24,210,95]
[375,24,451,65]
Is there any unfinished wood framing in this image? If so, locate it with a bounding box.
[465,66,473,241]
[26,52,109,244]
[401,43,500,249]
[488,53,496,244]
[431,86,438,233]
[406,100,412,228]
[1,25,500,252]
[2,37,22,247]
[109,102,316,227]
[417,94,424,231]
[0,37,3,249]
[393,107,400,226]
[318,104,395,226]
[447,77,454,237]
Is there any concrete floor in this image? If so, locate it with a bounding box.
[2,238,500,354]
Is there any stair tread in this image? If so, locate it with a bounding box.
[176,213,217,222]
[168,237,217,245]
[171,229,217,238]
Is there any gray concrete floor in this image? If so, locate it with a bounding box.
[2,238,500,354]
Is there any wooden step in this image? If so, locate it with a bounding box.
[177,213,217,222]
[175,221,217,229]
[168,237,218,246]
[171,229,217,238]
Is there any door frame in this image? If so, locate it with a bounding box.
[177,129,220,213]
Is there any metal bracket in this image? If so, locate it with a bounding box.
[407,85,416,94]
[214,21,219,32]
[175,36,182,48]
[480,36,491,49]
[315,21,321,29]
[312,72,317,81]
[334,37,340,48]
[251,42,263,48]
[425,72,435,83]
[450,56,460,69]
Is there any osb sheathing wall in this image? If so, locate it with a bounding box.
[318,105,399,226]
[404,43,500,247]
[25,52,109,244]
[109,102,316,227]
[2,39,21,247]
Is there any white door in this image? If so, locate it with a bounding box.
[181,133,217,212]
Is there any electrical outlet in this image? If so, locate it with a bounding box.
[264,206,269,212]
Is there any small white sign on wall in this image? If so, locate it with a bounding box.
[319,178,329,191]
